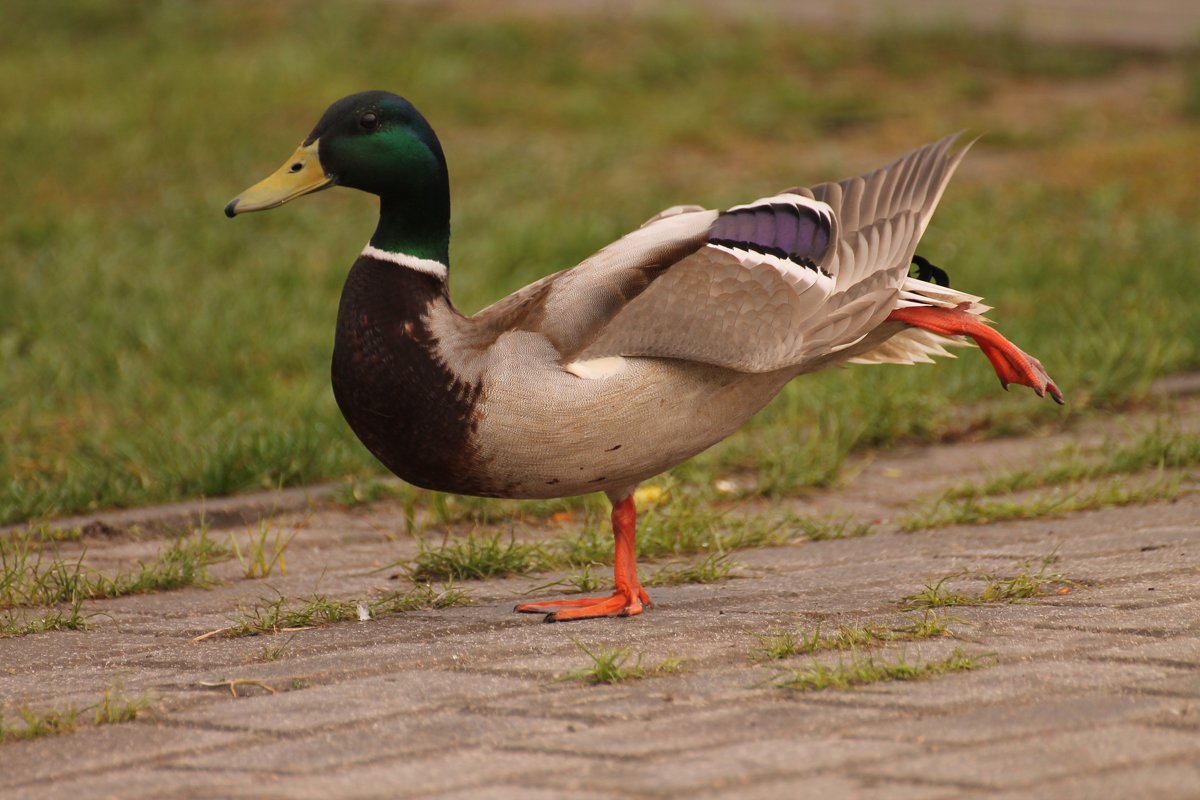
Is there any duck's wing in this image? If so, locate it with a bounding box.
[475,134,971,373]
[468,208,716,356]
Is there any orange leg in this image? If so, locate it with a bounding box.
[888,305,1064,404]
[515,494,651,622]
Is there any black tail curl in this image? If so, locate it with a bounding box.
[911,254,950,287]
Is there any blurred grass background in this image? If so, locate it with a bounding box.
[2,0,1198,525]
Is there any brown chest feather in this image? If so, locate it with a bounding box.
[331,258,494,495]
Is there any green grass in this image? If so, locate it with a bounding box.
[942,425,1200,501]
[1,596,90,638]
[772,648,983,691]
[1,528,227,610]
[901,472,1186,532]
[645,552,741,587]
[256,633,298,663]
[0,680,152,743]
[900,424,1197,532]
[523,563,607,597]
[409,489,799,584]
[789,515,876,541]
[753,612,952,661]
[410,532,553,582]
[1,528,228,637]
[19,524,85,544]
[901,576,977,610]
[330,477,407,508]
[559,640,686,685]
[558,494,796,565]
[3,3,1198,525]
[230,517,297,579]
[223,581,472,637]
[902,556,1075,609]
[94,682,153,726]
[0,706,79,743]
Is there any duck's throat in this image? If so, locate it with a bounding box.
[368,194,450,265]
[331,256,489,495]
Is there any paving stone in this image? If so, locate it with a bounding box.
[690,774,963,800]
[1090,633,1200,667]
[505,701,907,760]
[798,658,1183,713]
[227,748,602,800]
[0,724,248,793]
[533,735,923,795]
[987,761,1200,800]
[171,671,534,733]
[169,710,573,772]
[432,786,624,800]
[1029,598,1200,636]
[851,692,1180,745]
[862,724,1200,789]
[1139,672,1200,699]
[4,767,253,800]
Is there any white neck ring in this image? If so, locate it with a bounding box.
[360,244,448,280]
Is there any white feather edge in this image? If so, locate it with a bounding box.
[705,242,834,291]
[360,244,449,280]
[564,356,627,380]
[848,327,970,365]
[849,277,989,365]
[895,276,990,314]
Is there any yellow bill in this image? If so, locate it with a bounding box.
[225,140,332,217]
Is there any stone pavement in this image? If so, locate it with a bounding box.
[2,395,1198,799]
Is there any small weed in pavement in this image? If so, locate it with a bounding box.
[231,517,298,579]
[645,552,740,587]
[0,706,79,743]
[790,515,875,541]
[897,611,954,639]
[902,575,976,610]
[901,472,1185,532]
[753,630,806,661]
[223,581,472,637]
[1,528,227,618]
[522,563,607,598]
[256,633,299,662]
[1,594,90,638]
[566,563,603,593]
[410,532,552,581]
[94,682,153,726]
[773,648,983,691]
[408,491,803,587]
[560,640,685,685]
[0,682,150,744]
[943,425,1200,501]
[555,494,795,568]
[753,612,953,661]
[331,477,407,507]
[903,555,1077,610]
[979,554,1077,602]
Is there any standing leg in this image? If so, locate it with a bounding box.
[514,491,652,622]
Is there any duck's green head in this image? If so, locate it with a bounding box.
[226,91,450,261]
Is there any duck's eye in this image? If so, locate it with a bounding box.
[358,111,380,131]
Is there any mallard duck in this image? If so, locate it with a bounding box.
[226,91,1062,622]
